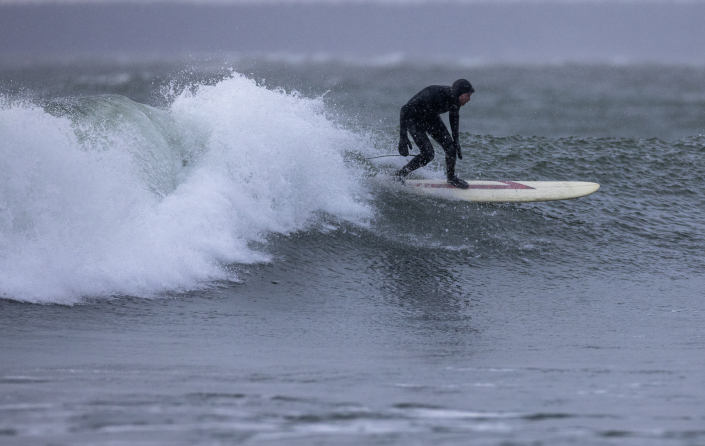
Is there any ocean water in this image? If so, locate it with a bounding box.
[1,58,704,445]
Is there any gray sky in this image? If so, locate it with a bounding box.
[1,0,703,3]
[1,1,704,64]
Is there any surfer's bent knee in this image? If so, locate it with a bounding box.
[417,151,434,166]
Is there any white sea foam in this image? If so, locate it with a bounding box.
[0,74,371,304]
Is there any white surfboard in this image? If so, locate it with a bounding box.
[403,180,600,203]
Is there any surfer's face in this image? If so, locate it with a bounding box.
[459,93,472,106]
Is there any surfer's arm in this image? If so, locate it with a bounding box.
[450,107,459,143]
[399,105,409,139]
[449,107,462,159]
[398,106,412,156]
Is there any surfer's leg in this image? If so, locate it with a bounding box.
[427,117,469,189]
[444,157,468,189]
[395,122,435,179]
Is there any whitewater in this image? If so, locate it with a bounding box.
[0,75,371,303]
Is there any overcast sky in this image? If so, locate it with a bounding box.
[1,1,703,64]
[2,0,704,3]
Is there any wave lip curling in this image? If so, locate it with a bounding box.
[0,74,371,304]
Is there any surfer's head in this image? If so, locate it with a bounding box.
[452,79,474,106]
[452,79,474,96]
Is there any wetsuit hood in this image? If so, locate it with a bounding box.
[451,79,475,98]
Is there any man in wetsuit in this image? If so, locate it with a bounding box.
[394,79,475,189]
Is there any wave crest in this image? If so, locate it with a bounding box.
[0,74,371,304]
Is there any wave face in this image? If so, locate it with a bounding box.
[2,61,705,304]
[365,133,705,277]
[0,75,370,304]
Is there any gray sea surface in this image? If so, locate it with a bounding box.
[1,58,704,445]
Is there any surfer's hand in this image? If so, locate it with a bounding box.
[455,142,463,160]
[398,136,412,157]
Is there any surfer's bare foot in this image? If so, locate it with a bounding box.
[447,176,469,189]
[392,170,406,185]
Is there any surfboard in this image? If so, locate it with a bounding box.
[403,180,600,203]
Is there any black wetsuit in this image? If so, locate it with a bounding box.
[398,86,462,179]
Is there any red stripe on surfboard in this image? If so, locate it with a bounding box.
[415,181,535,190]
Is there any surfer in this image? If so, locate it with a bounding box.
[394,79,474,189]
